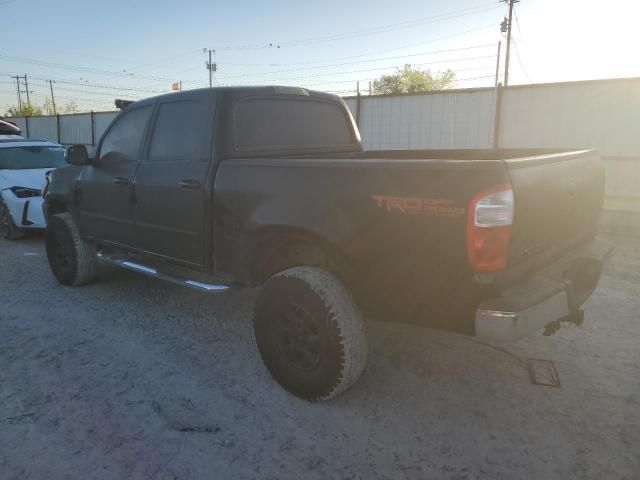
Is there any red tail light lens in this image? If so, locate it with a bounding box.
[467,184,514,273]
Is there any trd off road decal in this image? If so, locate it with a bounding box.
[372,195,465,217]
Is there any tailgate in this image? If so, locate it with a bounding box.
[505,150,604,267]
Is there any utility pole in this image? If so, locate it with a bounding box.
[494,41,502,87]
[204,48,216,88]
[49,80,57,114]
[500,0,518,86]
[12,75,22,108]
[368,81,372,95]
[23,74,30,106]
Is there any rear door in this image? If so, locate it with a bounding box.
[132,92,215,266]
[77,105,153,246]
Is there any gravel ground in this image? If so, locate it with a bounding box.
[1,234,639,480]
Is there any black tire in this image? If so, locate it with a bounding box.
[254,266,368,401]
[45,213,98,286]
[0,199,25,240]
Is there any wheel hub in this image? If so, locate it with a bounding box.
[279,303,321,371]
[51,229,72,269]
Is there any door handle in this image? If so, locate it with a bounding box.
[179,179,201,189]
[113,177,130,185]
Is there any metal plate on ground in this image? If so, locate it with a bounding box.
[527,358,561,387]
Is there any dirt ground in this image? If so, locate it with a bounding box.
[1,234,638,480]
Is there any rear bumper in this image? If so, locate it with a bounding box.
[475,237,613,343]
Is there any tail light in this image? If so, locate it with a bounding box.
[467,184,514,273]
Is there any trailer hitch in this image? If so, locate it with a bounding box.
[543,309,584,336]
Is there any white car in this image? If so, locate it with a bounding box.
[0,140,66,239]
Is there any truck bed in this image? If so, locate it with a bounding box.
[215,147,604,333]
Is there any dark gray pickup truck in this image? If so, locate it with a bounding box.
[43,86,611,401]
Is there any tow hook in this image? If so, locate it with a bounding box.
[543,309,585,336]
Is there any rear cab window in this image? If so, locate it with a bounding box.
[234,97,357,154]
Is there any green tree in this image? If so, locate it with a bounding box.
[62,101,79,114]
[5,99,80,117]
[4,103,43,117]
[372,65,456,95]
[42,97,56,115]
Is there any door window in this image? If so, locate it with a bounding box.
[148,101,209,161]
[99,106,152,162]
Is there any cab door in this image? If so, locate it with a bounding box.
[131,92,215,266]
[76,104,153,247]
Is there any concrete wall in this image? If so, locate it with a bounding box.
[498,78,640,156]
[343,78,640,225]
[7,110,118,154]
[495,79,640,215]
[354,89,496,150]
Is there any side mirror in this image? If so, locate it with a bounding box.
[65,145,91,165]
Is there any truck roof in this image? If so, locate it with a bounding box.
[131,86,342,108]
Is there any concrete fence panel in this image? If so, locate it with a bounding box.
[349,89,495,150]
[93,111,119,144]
[27,116,58,142]
[59,113,93,145]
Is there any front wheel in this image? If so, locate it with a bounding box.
[0,199,24,240]
[254,266,368,401]
[45,213,98,286]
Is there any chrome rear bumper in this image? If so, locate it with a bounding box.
[475,237,612,343]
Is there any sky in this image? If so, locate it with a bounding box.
[1,0,639,113]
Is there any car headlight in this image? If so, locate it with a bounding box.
[10,186,41,198]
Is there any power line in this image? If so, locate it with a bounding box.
[298,65,496,88]
[3,57,496,105]
[212,55,496,84]
[173,42,497,85]
[170,24,498,83]
[0,23,497,92]
[510,5,531,83]
[30,48,204,73]
[189,23,498,80]
[514,6,524,40]
[212,3,499,51]
[28,76,166,94]
[215,43,496,73]
[511,38,532,83]
[0,54,179,82]
[273,4,501,48]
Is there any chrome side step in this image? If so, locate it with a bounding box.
[97,252,230,293]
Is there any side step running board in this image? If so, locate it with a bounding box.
[97,252,230,293]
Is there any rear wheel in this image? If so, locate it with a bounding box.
[0,199,25,240]
[45,213,98,286]
[254,266,368,401]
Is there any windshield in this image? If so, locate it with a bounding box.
[0,145,66,170]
